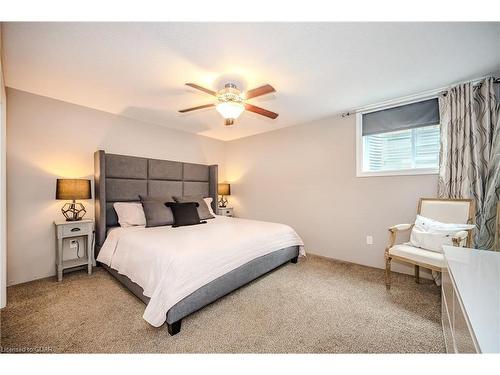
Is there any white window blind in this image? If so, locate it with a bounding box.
[363,125,440,172]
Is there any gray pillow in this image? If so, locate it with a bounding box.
[173,195,214,220]
[139,195,175,227]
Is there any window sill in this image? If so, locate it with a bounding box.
[356,168,439,178]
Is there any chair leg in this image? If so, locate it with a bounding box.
[385,257,392,290]
[415,265,420,284]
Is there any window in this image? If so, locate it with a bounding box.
[356,98,441,177]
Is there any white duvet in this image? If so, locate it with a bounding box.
[97,216,305,327]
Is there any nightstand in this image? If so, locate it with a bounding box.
[218,207,234,217]
[54,219,94,282]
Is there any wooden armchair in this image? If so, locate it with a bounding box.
[385,198,475,289]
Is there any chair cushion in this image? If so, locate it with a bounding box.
[419,199,471,224]
[389,243,445,269]
[409,215,474,253]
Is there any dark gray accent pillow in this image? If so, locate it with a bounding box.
[173,195,214,220]
[140,195,175,227]
[166,202,206,227]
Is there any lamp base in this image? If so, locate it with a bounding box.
[218,195,228,208]
[65,217,83,222]
[61,201,87,221]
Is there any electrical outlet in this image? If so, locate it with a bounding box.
[366,236,373,245]
[70,240,78,249]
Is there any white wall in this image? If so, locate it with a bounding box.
[1,24,7,308]
[6,87,440,286]
[6,89,226,285]
[226,114,438,276]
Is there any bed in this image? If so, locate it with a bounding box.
[94,150,304,335]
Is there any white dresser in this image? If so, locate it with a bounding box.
[442,246,500,353]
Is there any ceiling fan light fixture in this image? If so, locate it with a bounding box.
[216,101,245,120]
[179,82,278,124]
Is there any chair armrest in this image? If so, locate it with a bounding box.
[389,224,413,232]
[452,231,469,247]
[386,224,414,252]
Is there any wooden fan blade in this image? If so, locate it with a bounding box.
[244,104,279,119]
[244,84,276,99]
[185,83,216,96]
[179,103,215,113]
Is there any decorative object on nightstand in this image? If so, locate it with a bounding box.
[56,179,92,221]
[54,219,94,282]
[217,183,231,208]
[218,207,234,217]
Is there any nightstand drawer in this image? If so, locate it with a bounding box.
[62,222,91,237]
[218,208,233,216]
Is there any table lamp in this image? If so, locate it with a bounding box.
[56,179,91,221]
[217,183,231,208]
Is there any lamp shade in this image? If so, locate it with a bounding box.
[56,179,91,200]
[217,183,231,196]
[216,102,244,120]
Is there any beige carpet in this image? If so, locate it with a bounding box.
[1,255,445,353]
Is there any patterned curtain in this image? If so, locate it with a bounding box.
[438,77,500,250]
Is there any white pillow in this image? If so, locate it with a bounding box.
[203,197,217,216]
[409,215,475,253]
[113,202,146,228]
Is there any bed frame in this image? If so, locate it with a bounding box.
[94,150,299,335]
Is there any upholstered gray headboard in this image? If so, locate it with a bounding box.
[94,150,218,254]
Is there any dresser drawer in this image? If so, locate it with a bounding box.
[453,292,477,353]
[441,268,454,319]
[442,292,455,353]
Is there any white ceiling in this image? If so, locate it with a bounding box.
[4,22,500,141]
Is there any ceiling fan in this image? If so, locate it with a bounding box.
[179,83,278,126]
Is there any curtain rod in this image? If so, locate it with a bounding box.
[341,74,500,117]
[433,76,499,98]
